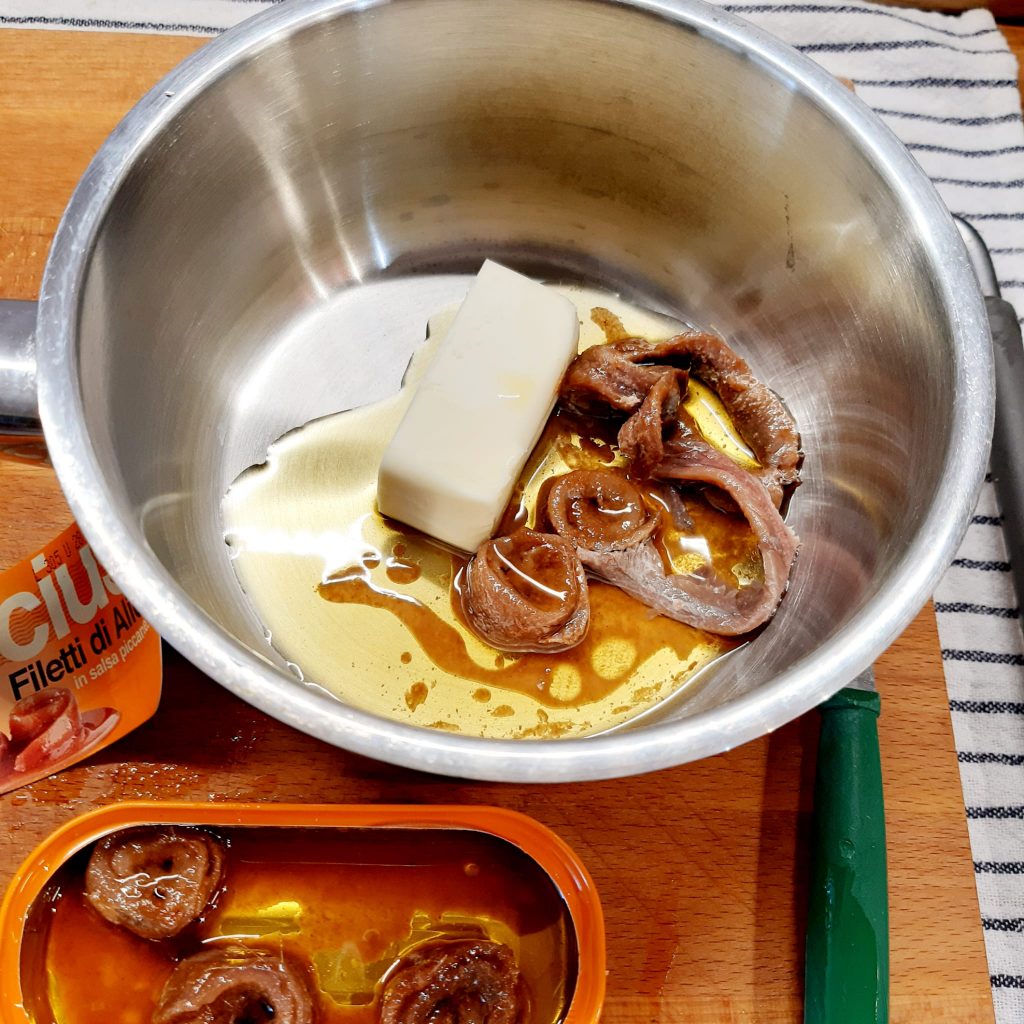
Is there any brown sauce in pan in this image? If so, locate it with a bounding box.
[222,287,759,739]
[25,828,574,1024]
[317,402,757,717]
[321,573,714,717]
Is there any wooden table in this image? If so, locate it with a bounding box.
[1,24,1017,1023]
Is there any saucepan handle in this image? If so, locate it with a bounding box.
[0,299,41,436]
[955,215,1024,605]
[984,297,1024,595]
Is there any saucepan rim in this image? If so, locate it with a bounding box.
[34,0,994,782]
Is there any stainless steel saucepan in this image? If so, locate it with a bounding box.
[0,0,993,781]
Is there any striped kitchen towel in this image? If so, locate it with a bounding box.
[3,0,1024,1016]
[0,0,273,33]
[720,8,1024,1020]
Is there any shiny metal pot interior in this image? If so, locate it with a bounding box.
[16,0,993,780]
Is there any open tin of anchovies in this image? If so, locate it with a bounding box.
[0,802,604,1023]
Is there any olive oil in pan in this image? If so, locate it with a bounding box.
[221,287,760,739]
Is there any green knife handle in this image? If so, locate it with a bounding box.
[805,687,889,1024]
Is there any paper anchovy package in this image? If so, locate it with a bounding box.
[0,521,162,793]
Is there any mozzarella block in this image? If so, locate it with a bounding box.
[377,260,580,552]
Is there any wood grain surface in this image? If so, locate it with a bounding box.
[0,24,1012,1022]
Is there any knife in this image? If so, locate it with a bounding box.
[954,215,1024,610]
[804,667,888,1024]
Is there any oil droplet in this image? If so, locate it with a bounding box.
[549,665,583,703]
[405,682,429,711]
[683,379,758,469]
[400,651,412,665]
[426,720,461,732]
[591,638,638,681]
[491,705,514,718]
[386,556,422,585]
[464,862,481,877]
[732,549,765,588]
[591,306,630,341]
[473,688,491,703]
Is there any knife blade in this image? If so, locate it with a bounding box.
[805,667,889,1024]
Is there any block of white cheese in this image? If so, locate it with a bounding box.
[377,260,580,552]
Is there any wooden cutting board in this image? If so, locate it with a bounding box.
[0,28,997,1022]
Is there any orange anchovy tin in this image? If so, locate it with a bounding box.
[0,802,605,1023]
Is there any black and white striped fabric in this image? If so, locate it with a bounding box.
[0,0,273,33]
[4,0,1024,1015]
